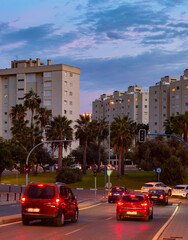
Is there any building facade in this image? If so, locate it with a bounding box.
[149,73,188,134]
[92,86,149,124]
[0,58,80,140]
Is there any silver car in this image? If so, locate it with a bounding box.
[172,185,188,198]
[141,182,172,196]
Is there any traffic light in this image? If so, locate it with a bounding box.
[25,166,30,174]
[139,129,146,143]
[93,164,97,177]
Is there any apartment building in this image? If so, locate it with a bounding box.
[148,73,188,134]
[0,58,80,140]
[92,86,149,124]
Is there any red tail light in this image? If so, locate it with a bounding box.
[130,194,136,198]
[55,198,60,203]
[122,192,126,196]
[159,194,164,199]
[141,202,148,207]
[38,184,44,187]
[117,201,124,206]
[109,192,112,196]
[116,187,120,190]
[21,197,26,203]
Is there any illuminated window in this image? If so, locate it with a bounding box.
[128,99,130,102]
[4,94,8,98]
[185,85,188,89]
[136,98,138,102]
[172,88,175,92]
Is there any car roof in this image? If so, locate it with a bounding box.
[28,182,68,187]
[174,185,188,187]
[144,182,163,184]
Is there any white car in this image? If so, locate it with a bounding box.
[70,164,82,170]
[141,182,172,196]
[172,185,188,198]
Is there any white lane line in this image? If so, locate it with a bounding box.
[0,221,22,227]
[152,204,180,240]
[105,217,112,220]
[80,203,102,210]
[64,229,81,236]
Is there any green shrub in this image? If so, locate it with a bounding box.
[56,167,82,184]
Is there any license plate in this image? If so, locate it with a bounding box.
[126,211,137,215]
[151,196,157,198]
[114,193,120,196]
[27,208,40,213]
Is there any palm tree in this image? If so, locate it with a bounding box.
[111,114,136,179]
[75,115,95,174]
[24,89,41,126]
[36,107,52,137]
[46,115,73,169]
[9,104,27,120]
[93,118,108,171]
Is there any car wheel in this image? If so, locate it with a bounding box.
[72,210,78,223]
[108,199,111,203]
[168,190,171,196]
[149,210,153,219]
[144,214,149,221]
[116,214,121,221]
[186,194,188,199]
[22,215,30,225]
[56,211,65,226]
[166,197,168,205]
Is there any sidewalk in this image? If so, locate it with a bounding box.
[0,199,105,225]
[154,201,188,240]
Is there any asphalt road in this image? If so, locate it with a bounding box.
[0,199,179,240]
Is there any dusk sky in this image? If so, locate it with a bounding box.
[1,0,188,114]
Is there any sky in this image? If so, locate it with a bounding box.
[1,0,188,114]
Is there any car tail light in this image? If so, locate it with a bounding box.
[122,192,126,196]
[180,190,185,192]
[21,197,26,203]
[109,192,112,196]
[141,202,148,207]
[116,187,120,190]
[117,201,124,206]
[55,198,60,203]
[130,194,136,198]
[172,189,175,191]
[141,187,144,190]
[37,184,44,187]
[150,187,155,190]
[159,195,164,199]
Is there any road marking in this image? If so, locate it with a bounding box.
[0,221,22,227]
[80,203,102,210]
[152,204,180,240]
[64,229,81,235]
[105,217,112,220]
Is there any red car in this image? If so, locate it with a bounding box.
[116,193,153,221]
[21,182,78,226]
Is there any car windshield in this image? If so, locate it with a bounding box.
[27,185,55,199]
[122,195,144,202]
[143,184,153,187]
[112,187,124,192]
[174,186,185,190]
[149,190,164,194]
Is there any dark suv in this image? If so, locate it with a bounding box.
[21,182,78,226]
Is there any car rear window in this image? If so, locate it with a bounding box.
[149,190,164,194]
[26,185,55,199]
[112,187,124,192]
[143,184,153,187]
[123,196,144,202]
[174,186,185,190]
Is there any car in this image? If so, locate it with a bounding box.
[21,182,78,226]
[108,186,128,203]
[70,164,82,170]
[172,185,188,198]
[116,193,153,221]
[148,189,168,205]
[141,182,172,196]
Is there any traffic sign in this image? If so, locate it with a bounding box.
[107,164,112,170]
[106,182,112,188]
[107,169,113,176]
[157,168,161,173]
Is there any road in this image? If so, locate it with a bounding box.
[0,198,181,240]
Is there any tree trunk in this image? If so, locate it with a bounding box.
[58,142,63,169]
[83,140,87,175]
[118,149,122,180]
[97,141,101,172]
[184,122,188,143]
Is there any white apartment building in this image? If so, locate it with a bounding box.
[0,58,80,141]
[149,73,188,134]
[92,86,149,124]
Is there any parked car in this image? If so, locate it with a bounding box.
[70,164,82,170]
[116,193,153,221]
[148,189,168,205]
[172,185,188,198]
[108,186,128,203]
[141,182,172,196]
[21,182,78,226]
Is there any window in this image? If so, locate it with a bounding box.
[18,97,24,100]
[18,79,24,82]
[69,110,72,115]
[144,105,147,108]
[64,110,67,114]
[155,91,157,94]
[64,91,68,96]
[176,95,179,99]
[136,105,138,108]
[64,81,67,86]
[185,103,188,106]
[163,90,166,93]
[155,99,157,102]
[145,99,147,101]
[128,99,130,102]
[44,81,52,87]
[4,85,8,88]
[64,100,67,105]
[44,100,51,106]
[177,112,179,115]
[136,98,138,102]
[18,88,24,91]
[172,88,175,92]
[4,121,7,124]
[69,101,72,105]
[163,114,166,117]
[163,106,166,109]
[177,86,180,90]
[4,130,7,133]
[44,72,52,78]
[185,85,188,89]
[4,112,7,115]
[69,92,73,96]
[65,72,67,77]
[70,83,73,87]
[184,94,188,98]
[163,98,166,102]
[70,72,73,77]
[44,90,52,97]
[155,122,157,125]
[27,74,36,82]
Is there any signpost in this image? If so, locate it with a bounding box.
[106,164,113,194]
[157,168,161,182]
